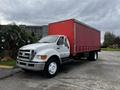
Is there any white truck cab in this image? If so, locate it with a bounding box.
[17,35,70,77]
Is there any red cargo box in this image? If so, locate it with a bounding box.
[48,19,100,56]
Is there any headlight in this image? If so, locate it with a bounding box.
[41,55,47,60]
[37,55,47,60]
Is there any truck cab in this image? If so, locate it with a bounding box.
[17,35,70,77]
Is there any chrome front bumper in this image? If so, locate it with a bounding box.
[16,60,45,71]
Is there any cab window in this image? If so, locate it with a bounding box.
[57,37,64,45]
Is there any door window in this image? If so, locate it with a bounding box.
[57,37,64,45]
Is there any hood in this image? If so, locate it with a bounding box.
[20,43,53,50]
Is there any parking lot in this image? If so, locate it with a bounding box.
[0,51,120,90]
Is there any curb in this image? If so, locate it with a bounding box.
[0,68,21,79]
[0,65,13,69]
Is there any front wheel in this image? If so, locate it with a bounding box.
[43,58,60,78]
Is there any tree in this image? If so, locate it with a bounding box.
[114,36,120,48]
[103,32,115,47]
[31,31,35,37]
[0,24,37,59]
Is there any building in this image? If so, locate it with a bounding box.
[19,25,48,39]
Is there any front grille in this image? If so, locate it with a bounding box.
[20,62,26,65]
[19,56,29,59]
[18,49,31,61]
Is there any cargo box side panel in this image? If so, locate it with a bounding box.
[48,19,75,55]
[76,23,100,53]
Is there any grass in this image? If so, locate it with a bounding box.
[102,48,120,51]
[0,60,16,66]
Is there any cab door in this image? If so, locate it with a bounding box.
[56,36,70,58]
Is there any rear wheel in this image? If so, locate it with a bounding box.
[94,52,98,60]
[44,58,60,78]
[87,52,98,61]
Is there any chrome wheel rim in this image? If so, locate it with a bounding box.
[48,62,57,75]
[94,53,97,59]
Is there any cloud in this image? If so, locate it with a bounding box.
[0,0,120,42]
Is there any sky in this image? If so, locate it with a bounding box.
[0,0,120,43]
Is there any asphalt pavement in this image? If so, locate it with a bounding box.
[0,51,120,90]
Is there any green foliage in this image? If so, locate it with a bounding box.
[103,32,120,48]
[103,32,115,47]
[0,60,16,66]
[0,24,37,58]
[113,36,120,48]
[102,48,120,51]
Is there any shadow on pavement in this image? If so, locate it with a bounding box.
[15,59,92,79]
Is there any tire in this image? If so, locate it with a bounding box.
[94,52,98,60]
[43,58,60,78]
[88,52,98,61]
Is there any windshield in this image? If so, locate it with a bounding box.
[38,36,59,43]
